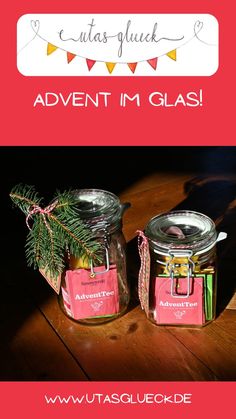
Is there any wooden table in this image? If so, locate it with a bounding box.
[2,172,236,381]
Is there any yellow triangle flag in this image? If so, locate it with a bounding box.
[166,49,177,61]
[106,62,116,74]
[47,43,58,56]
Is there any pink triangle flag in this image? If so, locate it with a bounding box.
[147,58,158,70]
[86,59,96,71]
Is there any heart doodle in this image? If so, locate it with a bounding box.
[31,20,40,34]
[194,21,204,36]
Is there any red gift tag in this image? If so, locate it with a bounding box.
[155,276,204,325]
[64,265,119,320]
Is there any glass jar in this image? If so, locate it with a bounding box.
[59,189,130,325]
[138,210,227,327]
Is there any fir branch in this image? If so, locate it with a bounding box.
[10,184,42,215]
[54,189,78,207]
[10,184,103,277]
[25,218,50,270]
[35,216,44,263]
[50,212,102,263]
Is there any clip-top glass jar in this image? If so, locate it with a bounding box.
[59,189,130,325]
[138,210,227,327]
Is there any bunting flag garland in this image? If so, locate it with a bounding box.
[106,62,116,74]
[67,52,76,63]
[128,62,138,73]
[166,49,177,61]
[46,42,177,74]
[47,43,58,55]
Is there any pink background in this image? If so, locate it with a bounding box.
[1,0,235,145]
[1,0,235,417]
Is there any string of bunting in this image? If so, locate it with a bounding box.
[47,42,177,74]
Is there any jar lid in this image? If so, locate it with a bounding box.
[145,210,217,254]
[72,189,123,233]
[73,189,120,218]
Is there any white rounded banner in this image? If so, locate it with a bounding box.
[17,14,219,76]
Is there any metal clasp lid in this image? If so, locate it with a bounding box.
[89,231,110,277]
[166,249,195,299]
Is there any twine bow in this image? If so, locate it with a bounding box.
[26,200,58,232]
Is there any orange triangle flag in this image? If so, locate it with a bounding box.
[166,49,177,61]
[67,52,76,64]
[47,43,58,56]
[128,63,137,73]
[86,59,96,71]
[147,58,158,70]
[106,62,116,74]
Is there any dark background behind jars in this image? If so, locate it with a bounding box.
[2,146,236,198]
[2,145,236,259]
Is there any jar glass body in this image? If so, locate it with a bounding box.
[148,246,217,326]
[58,189,130,325]
[143,211,218,327]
